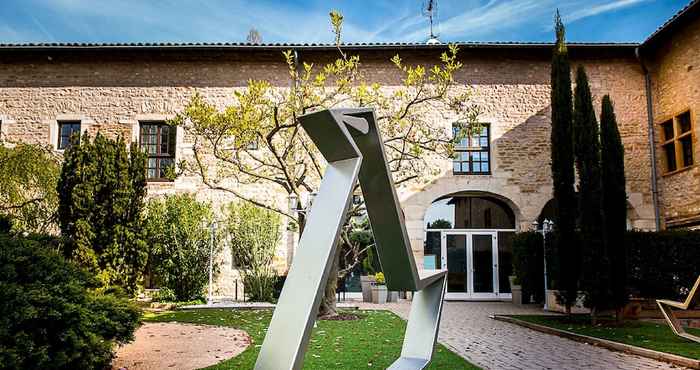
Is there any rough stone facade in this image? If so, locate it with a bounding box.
[0,44,662,296]
[645,14,700,228]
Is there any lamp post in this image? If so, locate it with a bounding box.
[532,219,554,310]
[208,221,218,305]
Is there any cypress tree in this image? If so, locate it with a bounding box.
[550,11,579,314]
[573,66,609,322]
[57,133,148,295]
[600,95,628,320]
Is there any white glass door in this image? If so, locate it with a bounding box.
[442,231,499,299]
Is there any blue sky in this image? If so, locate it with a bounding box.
[0,0,690,44]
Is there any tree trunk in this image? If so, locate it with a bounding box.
[590,307,597,326]
[318,248,339,317]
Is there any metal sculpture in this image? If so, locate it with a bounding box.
[254,108,447,370]
[657,275,700,344]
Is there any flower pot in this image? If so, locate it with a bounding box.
[508,276,522,305]
[361,275,376,302]
[371,284,388,304]
[387,291,399,302]
[545,289,590,314]
[511,285,523,305]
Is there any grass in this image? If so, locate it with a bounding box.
[510,315,700,359]
[144,309,480,370]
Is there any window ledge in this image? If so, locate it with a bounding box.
[453,172,492,176]
[661,164,697,177]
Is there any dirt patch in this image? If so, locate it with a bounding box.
[112,322,250,370]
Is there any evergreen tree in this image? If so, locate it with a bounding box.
[573,66,609,321]
[57,133,148,295]
[600,95,628,319]
[550,11,579,314]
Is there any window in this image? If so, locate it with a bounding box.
[139,122,176,181]
[57,121,81,150]
[661,110,694,173]
[453,124,490,174]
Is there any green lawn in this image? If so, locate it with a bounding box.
[510,315,700,359]
[144,309,479,370]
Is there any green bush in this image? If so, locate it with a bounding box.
[0,143,60,234]
[627,230,700,300]
[0,233,141,370]
[151,287,177,303]
[512,232,544,303]
[145,194,219,302]
[224,202,281,303]
[57,133,148,295]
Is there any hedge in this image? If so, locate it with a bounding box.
[0,233,141,369]
[627,230,700,300]
[512,232,544,303]
[513,229,700,302]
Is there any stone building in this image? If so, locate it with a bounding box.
[1,1,698,299]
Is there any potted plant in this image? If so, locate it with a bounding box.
[371,272,388,304]
[509,275,523,305]
[360,244,380,302]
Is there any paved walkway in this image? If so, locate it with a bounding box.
[358,300,685,370]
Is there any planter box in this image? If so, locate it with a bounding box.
[546,289,590,314]
[360,275,375,303]
[371,284,388,304]
[511,286,523,305]
[387,291,399,302]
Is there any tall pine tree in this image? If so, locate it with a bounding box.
[573,66,609,322]
[550,11,579,314]
[57,133,148,295]
[600,95,628,320]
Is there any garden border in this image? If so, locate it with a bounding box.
[491,315,700,369]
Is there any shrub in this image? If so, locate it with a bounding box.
[627,230,700,300]
[57,133,148,295]
[224,202,281,303]
[145,194,219,302]
[512,232,544,303]
[151,287,177,303]
[0,143,60,234]
[0,232,140,369]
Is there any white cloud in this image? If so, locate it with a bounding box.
[564,0,651,23]
[402,0,558,41]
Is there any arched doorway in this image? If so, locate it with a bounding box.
[423,192,517,300]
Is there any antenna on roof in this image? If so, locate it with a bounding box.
[422,0,441,44]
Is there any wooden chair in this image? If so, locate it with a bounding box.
[657,275,700,343]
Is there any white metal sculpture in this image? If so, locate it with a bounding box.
[254,108,448,370]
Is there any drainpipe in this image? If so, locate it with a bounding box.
[635,47,661,231]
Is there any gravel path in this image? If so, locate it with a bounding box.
[112,322,250,370]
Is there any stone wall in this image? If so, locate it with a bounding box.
[0,46,657,293]
[647,17,700,228]
[401,52,656,259]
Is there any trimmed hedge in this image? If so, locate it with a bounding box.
[513,229,700,303]
[512,232,544,303]
[627,230,700,300]
[0,233,141,369]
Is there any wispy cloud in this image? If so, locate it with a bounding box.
[403,0,558,41]
[564,0,651,23]
[0,0,682,44]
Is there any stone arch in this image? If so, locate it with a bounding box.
[423,191,519,230]
[536,197,640,230]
